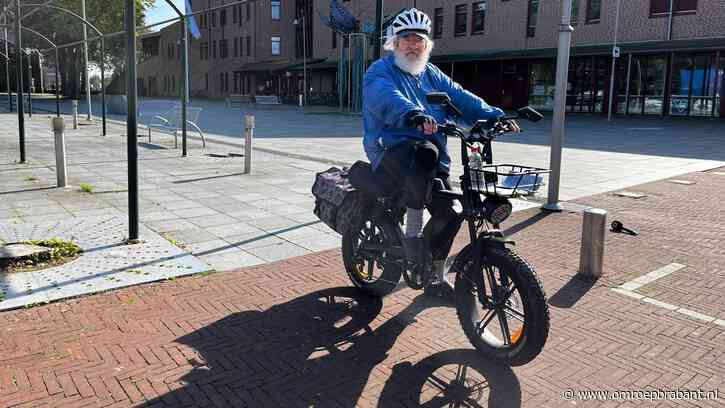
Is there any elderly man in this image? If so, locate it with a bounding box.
[362,8,517,295]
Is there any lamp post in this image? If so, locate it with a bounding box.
[81,0,92,120]
[294,14,307,106]
[607,0,622,121]
[25,49,32,117]
[543,0,574,212]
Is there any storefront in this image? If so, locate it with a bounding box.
[529,49,723,118]
[435,40,724,119]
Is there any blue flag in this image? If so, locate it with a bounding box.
[185,0,201,39]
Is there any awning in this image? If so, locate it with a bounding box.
[289,60,339,71]
[237,58,326,73]
[430,37,725,63]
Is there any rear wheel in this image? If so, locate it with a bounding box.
[342,217,402,297]
[454,247,549,366]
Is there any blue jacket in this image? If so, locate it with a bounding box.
[362,54,504,173]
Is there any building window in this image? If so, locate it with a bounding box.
[220,39,229,58]
[246,36,251,56]
[172,75,176,92]
[332,31,337,49]
[212,10,217,27]
[220,9,227,26]
[586,0,601,23]
[527,0,539,37]
[455,5,467,36]
[471,2,486,35]
[205,73,208,91]
[571,0,580,25]
[246,2,250,21]
[650,0,697,16]
[271,36,281,55]
[234,37,239,57]
[272,0,281,20]
[433,8,443,39]
[212,40,217,58]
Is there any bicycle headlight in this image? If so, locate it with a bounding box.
[483,196,513,224]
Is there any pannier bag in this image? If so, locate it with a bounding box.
[311,167,369,235]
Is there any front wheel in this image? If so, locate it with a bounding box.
[342,217,402,297]
[454,247,549,366]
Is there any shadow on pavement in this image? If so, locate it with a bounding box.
[548,274,598,309]
[0,186,58,195]
[136,286,519,407]
[503,211,552,237]
[378,349,521,407]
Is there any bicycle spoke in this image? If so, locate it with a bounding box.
[469,380,490,394]
[455,364,468,383]
[476,309,497,335]
[504,305,525,322]
[497,308,512,345]
[463,397,484,408]
[426,373,450,393]
[501,283,517,304]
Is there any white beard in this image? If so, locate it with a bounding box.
[394,49,430,76]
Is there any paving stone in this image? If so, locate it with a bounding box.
[245,241,311,262]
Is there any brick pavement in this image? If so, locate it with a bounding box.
[0,167,724,407]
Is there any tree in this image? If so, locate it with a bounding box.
[17,0,155,96]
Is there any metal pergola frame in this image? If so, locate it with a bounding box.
[10,0,248,241]
[0,23,61,116]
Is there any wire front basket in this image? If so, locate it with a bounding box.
[467,164,551,197]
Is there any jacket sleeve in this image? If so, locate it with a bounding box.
[431,65,504,127]
[363,64,421,128]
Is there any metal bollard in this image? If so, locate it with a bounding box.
[579,208,607,278]
[52,117,67,187]
[72,100,78,129]
[244,115,254,174]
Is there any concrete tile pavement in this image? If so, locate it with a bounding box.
[0,112,339,274]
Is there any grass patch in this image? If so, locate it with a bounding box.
[79,183,94,193]
[1,238,83,273]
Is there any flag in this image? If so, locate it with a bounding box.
[185,0,201,39]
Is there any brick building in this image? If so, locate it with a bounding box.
[139,0,725,118]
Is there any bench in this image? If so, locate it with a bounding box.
[254,95,281,105]
[143,104,206,149]
[226,94,253,108]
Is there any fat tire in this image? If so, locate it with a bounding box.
[342,217,402,297]
[454,247,549,366]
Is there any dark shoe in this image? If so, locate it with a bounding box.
[402,236,429,265]
[424,280,455,301]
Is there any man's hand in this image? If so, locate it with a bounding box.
[407,113,438,135]
[502,119,521,133]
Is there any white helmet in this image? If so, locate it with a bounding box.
[391,8,431,37]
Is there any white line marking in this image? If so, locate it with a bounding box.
[676,308,716,323]
[610,263,725,327]
[616,263,686,292]
[611,288,645,300]
[642,297,678,311]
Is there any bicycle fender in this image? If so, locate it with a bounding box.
[451,233,514,274]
